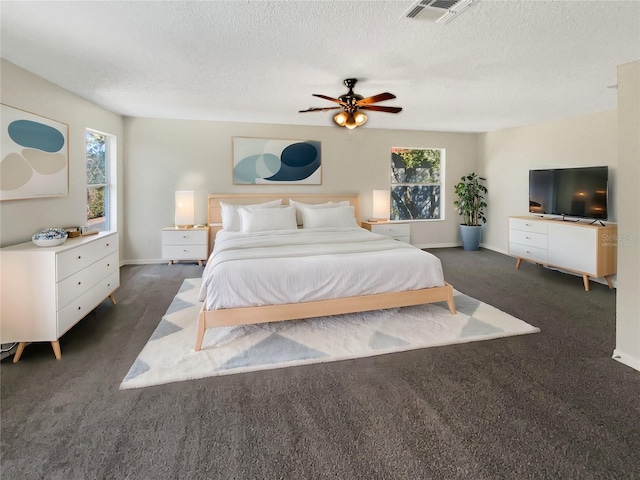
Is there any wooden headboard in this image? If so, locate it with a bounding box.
[206,193,360,253]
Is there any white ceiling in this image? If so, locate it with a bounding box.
[1,1,639,133]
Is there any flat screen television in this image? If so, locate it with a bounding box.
[529,166,608,220]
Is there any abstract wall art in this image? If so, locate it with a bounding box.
[1,104,69,201]
[232,137,321,185]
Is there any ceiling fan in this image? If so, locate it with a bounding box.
[299,78,402,129]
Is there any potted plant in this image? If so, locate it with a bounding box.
[453,173,487,251]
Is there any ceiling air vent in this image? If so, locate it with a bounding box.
[403,0,474,24]
[405,0,434,19]
[431,0,460,9]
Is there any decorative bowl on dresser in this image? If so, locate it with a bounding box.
[1,231,119,362]
[31,227,68,247]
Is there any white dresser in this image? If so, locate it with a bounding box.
[162,226,209,266]
[0,231,119,362]
[508,216,617,291]
[361,221,411,243]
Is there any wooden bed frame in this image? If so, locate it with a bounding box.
[195,193,456,351]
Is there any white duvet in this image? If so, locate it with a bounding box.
[198,227,445,310]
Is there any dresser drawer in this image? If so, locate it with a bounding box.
[509,230,547,249]
[509,217,548,234]
[57,271,119,337]
[390,235,411,243]
[509,242,547,264]
[370,223,410,238]
[56,234,118,281]
[162,244,208,260]
[162,229,207,245]
[57,252,119,309]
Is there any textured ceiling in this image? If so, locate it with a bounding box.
[1,1,639,132]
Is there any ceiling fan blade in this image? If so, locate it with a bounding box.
[312,94,346,105]
[359,105,403,114]
[356,92,396,106]
[299,106,343,113]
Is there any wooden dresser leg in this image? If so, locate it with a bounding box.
[109,294,117,305]
[605,275,613,289]
[51,341,62,360]
[12,342,27,363]
[515,258,522,269]
[198,259,203,266]
[583,274,590,291]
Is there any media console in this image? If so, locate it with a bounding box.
[508,216,617,291]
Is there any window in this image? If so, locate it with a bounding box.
[86,130,113,231]
[390,147,443,221]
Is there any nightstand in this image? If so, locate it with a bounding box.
[162,226,209,266]
[362,221,410,243]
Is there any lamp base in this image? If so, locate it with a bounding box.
[174,224,194,229]
[367,218,389,223]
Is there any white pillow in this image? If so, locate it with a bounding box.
[240,206,298,233]
[289,199,350,225]
[300,205,358,229]
[220,199,282,231]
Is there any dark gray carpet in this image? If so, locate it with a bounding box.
[2,249,639,480]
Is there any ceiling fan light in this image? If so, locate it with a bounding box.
[345,113,358,129]
[333,111,349,127]
[306,79,401,129]
[354,111,368,126]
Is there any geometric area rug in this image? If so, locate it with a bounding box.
[120,278,540,390]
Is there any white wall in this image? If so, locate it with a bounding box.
[479,110,618,253]
[614,60,640,372]
[3,57,637,370]
[0,60,125,252]
[122,118,477,263]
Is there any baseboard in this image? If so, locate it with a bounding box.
[122,259,170,265]
[415,243,509,253]
[612,349,640,372]
[480,244,508,255]
[413,242,461,249]
[122,259,206,266]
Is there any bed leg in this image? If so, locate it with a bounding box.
[446,284,456,314]
[195,311,206,352]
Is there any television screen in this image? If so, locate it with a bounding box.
[529,166,608,219]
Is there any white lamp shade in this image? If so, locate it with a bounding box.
[372,189,390,220]
[175,191,195,227]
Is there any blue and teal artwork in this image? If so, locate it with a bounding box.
[233,137,321,184]
[1,104,68,200]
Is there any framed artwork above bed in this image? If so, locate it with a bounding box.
[232,137,321,185]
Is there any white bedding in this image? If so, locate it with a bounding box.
[198,227,445,310]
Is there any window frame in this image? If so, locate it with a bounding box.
[389,147,445,222]
[85,129,116,232]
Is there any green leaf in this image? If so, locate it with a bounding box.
[453,172,488,226]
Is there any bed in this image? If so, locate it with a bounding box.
[195,193,456,351]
